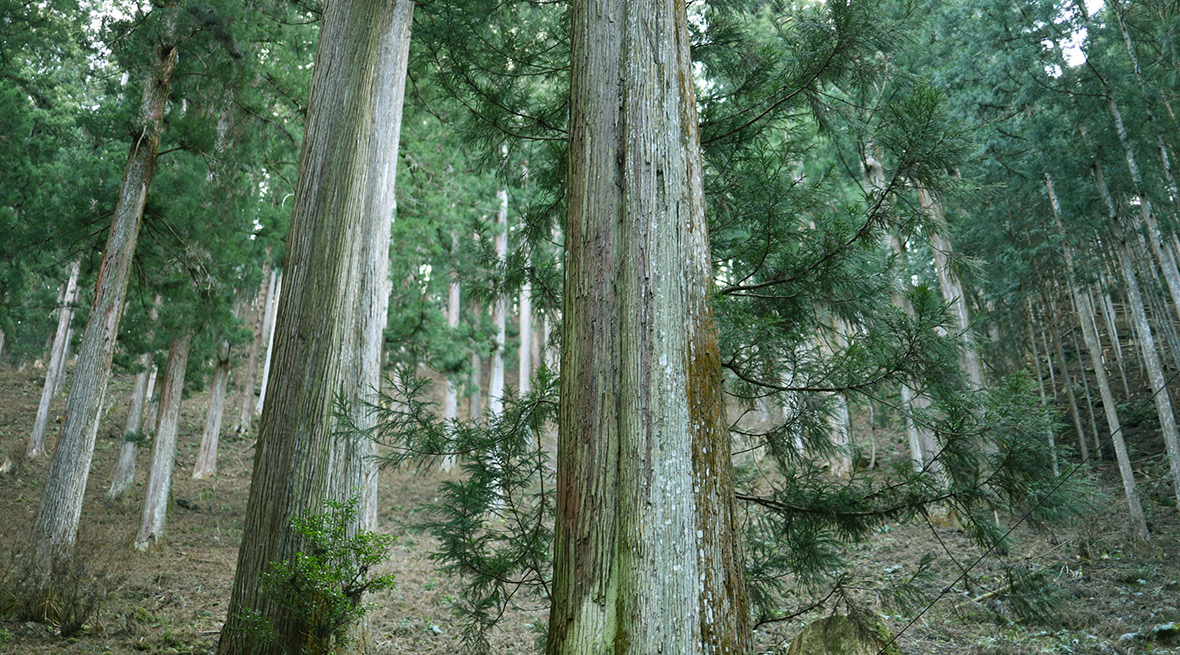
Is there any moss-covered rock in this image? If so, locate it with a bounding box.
[786,614,902,655]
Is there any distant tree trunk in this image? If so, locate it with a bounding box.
[867,153,937,471]
[134,330,193,550]
[545,0,751,650]
[489,173,508,417]
[1026,309,1059,476]
[28,260,80,457]
[442,234,460,472]
[818,314,853,478]
[1062,290,1102,459]
[217,0,410,650]
[519,275,533,395]
[107,353,156,500]
[193,340,231,479]
[235,263,272,433]
[918,185,985,391]
[1045,293,1090,461]
[469,350,482,422]
[255,271,282,418]
[1047,174,1144,536]
[1094,161,1180,515]
[26,16,178,587]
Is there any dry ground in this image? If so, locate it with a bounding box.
[1,362,1178,654]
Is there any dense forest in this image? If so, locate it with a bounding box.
[1,0,1180,652]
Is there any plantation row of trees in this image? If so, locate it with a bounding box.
[3,0,1180,651]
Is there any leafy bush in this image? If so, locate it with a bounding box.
[241,495,395,655]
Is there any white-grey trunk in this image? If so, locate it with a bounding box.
[519,281,533,394]
[255,271,282,416]
[107,352,155,500]
[134,330,193,551]
[193,340,231,479]
[29,16,178,577]
[469,351,482,422]
[1026,310,1059,477]
[1046,294,1091,462]
[1095,160,1180,522]
[235,264,272,432]
[339,0,413,532]
[489,176,508,417]
[28,261,80,457]
[918,186,985,391]
[442,238,460,472]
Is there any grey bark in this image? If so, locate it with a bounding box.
[134,330,193,550]
[255,271,282,417]
[1094,161,1180,516]
[107,353,155,500]
[27,15,177,585]
[442,234,460,472]
[217,0,411,650]
[1047,174,1144,536]
[546,0,751,651]
[235,263,272,432]
[29,260,80,457]
[193,340,231,479]
[489,170,508,417]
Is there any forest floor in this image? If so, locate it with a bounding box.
[1,362,1179,654]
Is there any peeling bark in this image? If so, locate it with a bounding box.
[546,0,751,651]
[217,0,411,651]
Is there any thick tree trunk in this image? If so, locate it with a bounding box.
[255,271,282,418]
[1047,174,1145,537]
[339,0,412,533]
[217,1,409,651]
[107,353,155,500]
[546,0,751,651]
[29,261,80,457]
[193,340,231,479]
[235,264,272,433]
[134,331,193,550]
[27,17,177,587]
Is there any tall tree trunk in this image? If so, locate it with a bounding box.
[489,172,508,417]
[217,1,410,651]
[134,330,193,550]
[29,261,80,457]
[918,186,986,391]
[546,0,751,651]
[442,233,460,472]
[339,0,412,533]
[1062,290,1102,459]
[1027,308,1059,477]
[469,350,482,422]
[866,153,938,471]
[1046,294,1091,461]
[193,340,231,479]
[235,263,273,432]
[255,271,282,418]
[26,16,177,589]
[1047,174,1145,536]
[1094,162,1180,515]
[108,354,155,500]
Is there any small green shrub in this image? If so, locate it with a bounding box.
[242,496,396,654]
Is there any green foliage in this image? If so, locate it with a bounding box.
[357,365,557,654]
[241,496,396,655]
